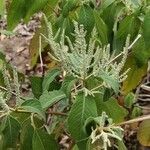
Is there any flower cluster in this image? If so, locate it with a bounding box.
[90,112,124,150]
[43,15,129,85]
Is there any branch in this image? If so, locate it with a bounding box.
[46,111,68,116]
[117,114,150,126]
[0,85,25,100]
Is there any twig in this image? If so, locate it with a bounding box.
[117,115,150,126]
[46,111,68,116]
[39,36,44,75]
[108,34,141,65]
[0,85,25,100]
[91,83,104,91]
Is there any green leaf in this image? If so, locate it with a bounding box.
[24,0,48,21]
[99,70,119,94]
[67,93,98,141]
[103,88,113,102]
[78,5,95,36]
[42,69,60,91]
[7,0,26,30]
[61,76,77,96]
[122,55,147,94]
[20,100,45,120]
[96,97,128,123]
[20,119,34,150]
[132,37,149,66]
[0,116,7,133]
[100,0,115,11]
[94,10,108,45]
[11,112,30,125]
[29,20,48,67]
[30,76,43,98]
[7,0,50,30]
[117,140,127,150]
[0,0,5,18]
[124,92,135,108]
[2,115,21,149]
[32,129,59,150]
[143,11,150,50]
[114,15,141,52]
[62,0,78,17]
[137,120,150,146]
[39,90,66,110]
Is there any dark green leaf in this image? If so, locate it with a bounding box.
[99,71,119,94]
[132,38,149,66]
[11,112,30,125]
[39,90,66,110]
[67,93,98,142]
[95,96,127,123]
[30,76,43,98]
[42,69,60,91]
[2,115,21,149]
[143,11,150,49]
[124,92,135,108]
[94,10,108,45]
[78,5,95,36]
[103,88,113,102]
[62,0,78,17]
[32,129,59,150]
[7,0,26,30]
[100,0,115,11]
[24,0,48,21]
[20,100,45,120]
[114,15,141,52]
[20,119,34,150]
[61,76,77,96]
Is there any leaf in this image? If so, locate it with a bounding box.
[114,15,141,52]
[78,5,95,36]
[99,70,119,94]
[0,116,7,133]
[132,37,149,66]
[117,140,127,150]
[32,129,59,150]
[2,115,21,149]
[137,120,150,146]
[96,96,128,123]
[124,92,135,108]
[30,76,43,98]
[103,88,113,102]
[61,76,77,96]
[29,20,48,67]
[62,0,78,17]
[143,11,150,49]
[11,112,30,125]
[94,10,108,45]
[39,90,66,110]
[42,69,60,91]
[24,0,48,21]
[7,0,50,30]
[0,0,5,18]
[100,0,115,11]
[20,100,45,120]
[7,0,27,30]
[67,93,98,141]
[122,55,147,94]
[20,119,34,150]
